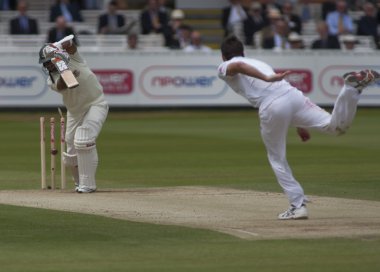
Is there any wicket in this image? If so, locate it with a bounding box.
[40,115,66,190]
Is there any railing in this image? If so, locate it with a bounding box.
[0,33,166,52]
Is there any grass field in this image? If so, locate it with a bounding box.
[0,109,379,271]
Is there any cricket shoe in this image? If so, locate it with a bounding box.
[77,186,96,193]
[343,70,380,91]
[278,205,308,220]
[75,183,79,192]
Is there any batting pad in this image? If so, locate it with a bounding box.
[74,126,98,189]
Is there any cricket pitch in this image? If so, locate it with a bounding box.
[1,186,380,240]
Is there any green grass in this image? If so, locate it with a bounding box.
[0,109,380,271]
[1,109,379,200]
[1,204,379,272]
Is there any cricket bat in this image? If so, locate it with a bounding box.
[51,56,79,89]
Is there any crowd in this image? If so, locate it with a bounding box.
[2,0,380,51]
[223,0,380,51]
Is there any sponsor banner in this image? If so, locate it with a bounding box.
[94,70,133,95]
[1,51,380,107]
[275,69,312,94]
[0,66,47,99]
[140,65,227,99]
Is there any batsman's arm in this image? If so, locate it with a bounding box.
[226,61,291,82]
[56,76,67,91]
[61,40,77,55]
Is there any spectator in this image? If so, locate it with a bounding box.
[97,0,126,34]
[281,1,302,34]
[243,2,268,46]
[300,0,312,22]
[9,0,39,35]
[261,9,290,50]
[140,0,169,35]
[126,32,139,50]
[175,24,193,49]
[341,34,359,51]
[183,31,212,53]
[163,8,186,48]
[287,32,305,49]
[50,0,83,23]
[158,0,172,18]
[46,16,78,45]
[311,21,341,49]
[221,0,248,37]
[321,0,336,20]
[357,2,379,48]
[326,0,354,36]
[1,0,17,10]
[341,33,375,52]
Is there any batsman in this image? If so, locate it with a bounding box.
[39,35,108,193]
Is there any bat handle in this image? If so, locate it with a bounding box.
[53,35,74,48]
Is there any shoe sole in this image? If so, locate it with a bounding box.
[77,189,96,193]
[278,215,308,220]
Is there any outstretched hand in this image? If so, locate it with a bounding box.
[297,127,311,142]
[268,70,291,82]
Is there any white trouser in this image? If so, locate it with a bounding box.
[259,85,360,208]
[65,101,108,187]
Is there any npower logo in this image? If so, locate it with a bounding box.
[140,65,228,98]
[0,66,47,99]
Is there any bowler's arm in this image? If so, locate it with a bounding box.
[226,61,290,82]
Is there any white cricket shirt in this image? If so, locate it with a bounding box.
[218,56,298,109]
[48,51,106,116]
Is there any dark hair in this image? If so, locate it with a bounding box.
[221,35,244,60]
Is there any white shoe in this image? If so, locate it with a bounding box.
[278,205,308,220]
[77,186,96,193]
[75,183,79,192]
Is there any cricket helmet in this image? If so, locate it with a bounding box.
[39,44,70,73]
[38,44,57,64]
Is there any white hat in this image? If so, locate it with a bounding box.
[342,34,357,43]
[268,8,281,19]
[288,32,302,42]
[171,9,185,20]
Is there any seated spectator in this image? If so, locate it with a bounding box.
[281,1,302,34]
[261,10,290,50]
[158,0,172,18]
[243,2,268,46]
[221,0,248,38]
[140,0,169,35]
[126,32,139,50]
[1,0,17,10]
[325,0,354,36]
[321,0,336,20]
[357,2,379,48]
[183,31,212,53]
[163,8,185,48]
[49,0,83,23]
[173,24,193,49]
[97,0,126,34]
[311,21,341,49]
[341,34,375,52]
[287,32,304,49]
[46,16,78,44]
[9,0,39,35]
